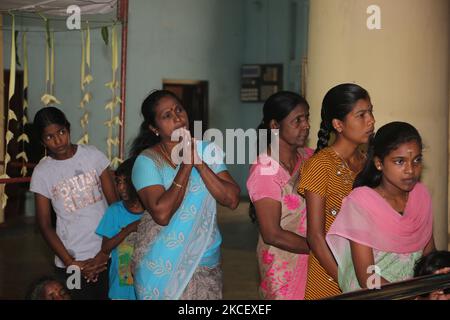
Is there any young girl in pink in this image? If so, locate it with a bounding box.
[327,122,435,292]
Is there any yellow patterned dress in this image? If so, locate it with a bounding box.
[298,147,362,299]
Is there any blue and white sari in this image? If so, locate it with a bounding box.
[131,141,226,300]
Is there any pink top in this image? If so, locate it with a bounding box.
[247,148,314,203]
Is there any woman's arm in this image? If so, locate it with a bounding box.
[99,168,118,205]
[254,198,309,254]
[196,165,240,210]
[35,193,79,267]
[138,163,193,226]
[422,236,436,256]
[305,190,339,281]
[350,240,389,288]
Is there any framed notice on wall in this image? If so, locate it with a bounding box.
[240,64,283,102]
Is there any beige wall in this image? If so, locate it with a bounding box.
[448,2,450,250]
[306,0,450,249]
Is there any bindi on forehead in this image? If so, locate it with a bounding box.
[159,103,179,113]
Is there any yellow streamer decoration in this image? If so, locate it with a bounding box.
[40,18,60,106]
[2,14,17,209]
[111,157,123,169]
[16,152,29,162]
[5,131,14,145]
[79,24,92,145]
[8,17,15,101]
[86,22,91,68]
[1,193,8,210]
[17,133,30,143]
[45,28,49,89]
[81,30,85,90]
[20,32,30,176]
[50,32,55,94]
[41,93,61,105]
[8,109,17,121]
[104,24,122,168]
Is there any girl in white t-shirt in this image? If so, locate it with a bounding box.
[30,107,117,299]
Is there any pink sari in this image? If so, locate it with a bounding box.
[248,148,313,299]
[326,183,433,292]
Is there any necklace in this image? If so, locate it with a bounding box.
[159,143,176,168]
[331,147,359,186]
[332,148,351,172]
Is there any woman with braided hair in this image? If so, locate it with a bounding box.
[298,83,375,299]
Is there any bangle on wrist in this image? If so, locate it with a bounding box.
[172,180,183,189]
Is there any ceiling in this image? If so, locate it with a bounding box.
[0,0,117,16]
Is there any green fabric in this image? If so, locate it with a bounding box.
[338,247,423,293]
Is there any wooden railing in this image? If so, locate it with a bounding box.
[324,272,450,300]
[0,161,35,184]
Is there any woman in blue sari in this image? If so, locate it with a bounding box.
[129,90,240,300]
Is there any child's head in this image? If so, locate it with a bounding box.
[316,83,374,152]
[33,107,72,157]
[130,90,185,157]
[26,276,71,300]
[258,91,310,149]
[34,107,71,140]
[414,251,450,277]
[115,157,138,202]
[414,251,450,298]
[354,121,423,189]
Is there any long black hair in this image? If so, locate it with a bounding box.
[129,90,183,157]
[316,83,370,153]
[33,107,71,141]
[249,91,309,223]
[353,121,423,189]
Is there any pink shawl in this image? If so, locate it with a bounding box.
[327,182,433,259]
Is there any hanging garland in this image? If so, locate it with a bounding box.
[40,14,60,106]
[1,14,18,209]
[0,14,125,213]
[17,32,30,177]
[78,23,93,145]
[105,24,122,168]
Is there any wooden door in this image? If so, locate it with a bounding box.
[163,81,209,138]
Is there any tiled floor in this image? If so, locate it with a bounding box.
[0,200,260,300]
